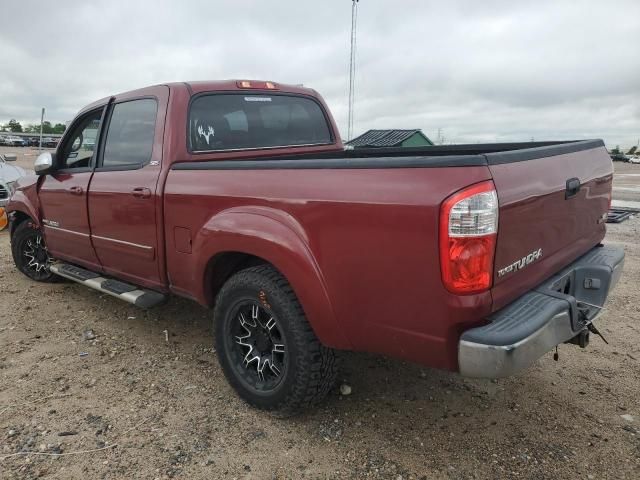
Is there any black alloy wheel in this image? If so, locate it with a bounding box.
[227,300,288,392]
[11,221,58,282]
[214,265,338,415]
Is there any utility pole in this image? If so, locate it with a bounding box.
[39,108,45,153]
[347,0,359,141]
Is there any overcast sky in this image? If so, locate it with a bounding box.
[1,0,639,148]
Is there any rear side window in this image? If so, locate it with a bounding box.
[189,94,332,152]
[102,99,157,168]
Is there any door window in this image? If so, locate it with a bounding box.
[101,99,157,168]
[60,109,103,169]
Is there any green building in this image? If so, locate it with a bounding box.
[346,129,434,148]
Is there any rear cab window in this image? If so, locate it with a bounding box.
[189,94,332,152]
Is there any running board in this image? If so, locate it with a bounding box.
[49,263,166,309]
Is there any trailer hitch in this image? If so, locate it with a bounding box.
[587,323,608,345]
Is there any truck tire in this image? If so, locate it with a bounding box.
[214,264,338,415]
[11,221,59,282]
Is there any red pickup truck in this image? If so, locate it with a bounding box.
[7,80,624,414]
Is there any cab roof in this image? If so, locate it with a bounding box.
[77,80,319,117]
[177,80,317,97]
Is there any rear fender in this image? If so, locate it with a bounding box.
[192,206,350,349]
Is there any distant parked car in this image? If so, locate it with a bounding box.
[83,139,96,151]
[4,136,26,147]
[629,155,640,164]
[0,135,7,146]
[0,153,30,208]
[610,153,629,162]
[42,137,58,148]
[26,137,40,147]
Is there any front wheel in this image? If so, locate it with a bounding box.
[214,265,338,415]
[11,221,59,282]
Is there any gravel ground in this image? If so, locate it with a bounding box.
[1,147,639,479]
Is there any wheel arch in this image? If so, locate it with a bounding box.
[204,251,269,304]
[7,180,41,238]
[194,206,351,350]
[8,209,35,238]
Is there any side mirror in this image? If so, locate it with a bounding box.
[34,152,55,175]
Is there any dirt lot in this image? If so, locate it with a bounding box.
[1,148,639,479]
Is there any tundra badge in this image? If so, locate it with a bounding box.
[42,219,60,227]
[498,248,543,277]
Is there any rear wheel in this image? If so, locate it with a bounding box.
[214,265,338,415]
[11,221,58,282]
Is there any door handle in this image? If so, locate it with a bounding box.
[565,177,581,199]
[68,186,84,195]
[131,187,151,199]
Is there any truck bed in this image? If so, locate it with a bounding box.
[167,138,612,371]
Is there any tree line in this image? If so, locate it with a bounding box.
[0,119,66,135]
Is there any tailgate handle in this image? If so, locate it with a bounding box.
[565,177,581,199]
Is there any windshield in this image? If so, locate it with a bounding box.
[189,94,332,152]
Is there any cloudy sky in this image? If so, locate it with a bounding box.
[1,0,639,148]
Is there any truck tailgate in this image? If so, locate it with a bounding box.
[487,140,613,311]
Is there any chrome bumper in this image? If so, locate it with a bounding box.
[459,244,625,378]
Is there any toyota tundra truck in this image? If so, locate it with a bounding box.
[7,80,624,414]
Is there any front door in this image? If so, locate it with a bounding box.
[39,107,105,270]
[88,87,167,289]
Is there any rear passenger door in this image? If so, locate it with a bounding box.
[88,86,168,289]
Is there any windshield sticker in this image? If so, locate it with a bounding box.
[197,125,215,145]
[244,97,272,102]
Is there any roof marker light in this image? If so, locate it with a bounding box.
[236,80,279,90]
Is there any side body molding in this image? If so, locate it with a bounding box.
[190,206,351,350]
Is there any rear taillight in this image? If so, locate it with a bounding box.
[439,180,498,294]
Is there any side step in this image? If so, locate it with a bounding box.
[50,263,166,309]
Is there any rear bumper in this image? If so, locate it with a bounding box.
[458,244,624,378]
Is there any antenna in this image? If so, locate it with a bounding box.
[347,0,359,141]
